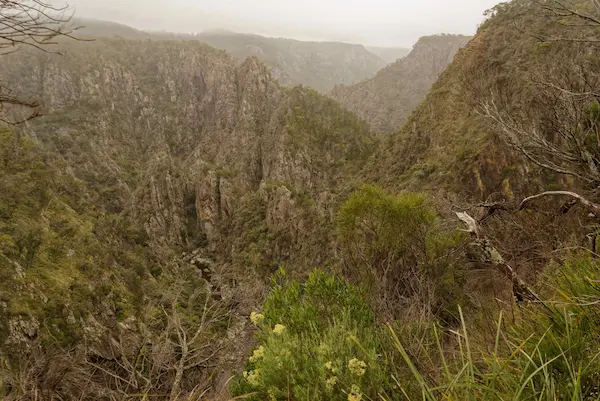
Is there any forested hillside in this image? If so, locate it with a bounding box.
[2,1,600,400]
[330,34,471,134]
[0,37,375,399]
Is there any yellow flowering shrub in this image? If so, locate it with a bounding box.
[348,358,367,377]
[231,269,399,401]
[347,384,362,401]
[272,324,285,335]
[243,369,261,387]
[326,376,338,391]
[250,311,265,326]
[249,345,265,363]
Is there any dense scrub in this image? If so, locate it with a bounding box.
[231,269,398,401]
[2,0,600,399]
[232,255,600,400]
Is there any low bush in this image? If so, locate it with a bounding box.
[231,269,400,401]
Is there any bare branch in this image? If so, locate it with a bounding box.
[456,211,540,303]
[520,190,600,211]
[0,0,78,123]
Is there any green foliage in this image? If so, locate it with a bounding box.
[0,130,160,350]
[338,185,436,255]
[515,256,600,395]
[231,269,398,401]
[394,254,600,401]
[230,192,272,274]
[337,185,466,321]
[283,86,376,176]
[262,268,374,334]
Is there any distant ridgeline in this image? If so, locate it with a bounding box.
[73,18,410,92]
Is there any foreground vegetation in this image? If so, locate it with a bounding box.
[2,0,600,400]
[230,255,600,401]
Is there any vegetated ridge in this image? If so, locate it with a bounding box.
[330,34,471,134]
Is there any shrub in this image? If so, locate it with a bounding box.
[231,269,399,401]
[337,184,466,321]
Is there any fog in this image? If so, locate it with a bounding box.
[65,0,501,47]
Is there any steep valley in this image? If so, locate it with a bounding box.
[74,19,390,92]
[330,34,472,135]
[2,0,600,400]
[0,37,376,398]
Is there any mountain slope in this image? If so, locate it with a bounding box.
[74,19,387,92]
[0,37,375,397]
[362,3,579,197]
[330,34,471,135]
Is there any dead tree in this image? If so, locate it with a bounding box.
[86,286,230,400]
[482,1,600,195]
[0,0,77,123]
[456,212,540,303]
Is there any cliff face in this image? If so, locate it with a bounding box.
[74,19,388,92]
[330,35,471,135]
[0,38,374,355]
[192,32,388,92]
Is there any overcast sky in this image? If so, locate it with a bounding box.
[66,0,501,47]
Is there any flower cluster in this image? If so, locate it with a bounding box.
[272,324,286,335]
[347,384,362,401]
[243,369,261,386]
[324,360,339,391]
[250,311,264,326]
[324,360,339,374]
[348,358,367,377]
[325,376,338,391]
[249,345,265,363]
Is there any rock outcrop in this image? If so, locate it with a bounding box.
[0,37,375,352]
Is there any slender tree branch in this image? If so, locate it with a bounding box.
[520,190,600,211]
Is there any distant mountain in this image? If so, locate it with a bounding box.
[72,18,150,39]
[71,18,387,92]
[330,34,471,135]
[365,46,411,64]
[160,31,388,92]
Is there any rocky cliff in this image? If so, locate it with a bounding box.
[330,34,471,135]
[0,37,375,371]
[74,19,388,92]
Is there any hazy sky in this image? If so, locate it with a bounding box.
[66,0,501,47]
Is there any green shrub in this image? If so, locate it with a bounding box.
[337,184,466,321]
[231,269,399,401]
